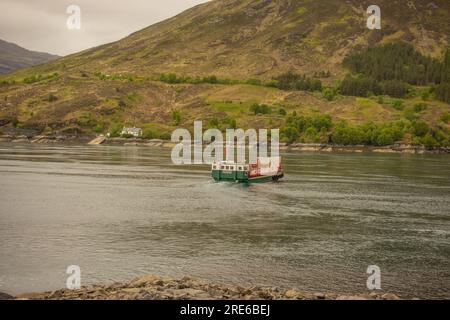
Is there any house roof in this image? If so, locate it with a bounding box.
[122,127,142,132]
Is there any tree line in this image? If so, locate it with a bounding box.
[280,112,449,148]
[343,42,450,85]
[342,43,450,102]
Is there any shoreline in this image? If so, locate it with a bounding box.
[5,275,406,300]
[0,134,449,154]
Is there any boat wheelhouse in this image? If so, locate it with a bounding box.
[212,157,284,183]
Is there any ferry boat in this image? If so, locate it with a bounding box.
[212,157,284,183]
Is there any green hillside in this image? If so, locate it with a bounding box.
[0,0,449,147]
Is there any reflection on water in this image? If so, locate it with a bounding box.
[0,143,449,298]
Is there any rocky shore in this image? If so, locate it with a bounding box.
[6,275,405,300]
[0,133,449,154]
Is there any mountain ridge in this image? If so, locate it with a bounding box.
[3,0,449,80]
[0,39,59,74]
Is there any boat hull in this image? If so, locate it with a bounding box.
[212,170,284,183]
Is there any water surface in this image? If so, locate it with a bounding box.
[0,144,449,298]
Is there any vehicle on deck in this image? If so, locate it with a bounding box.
[212,157,284,183]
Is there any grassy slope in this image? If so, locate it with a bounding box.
[0,0,449,139]
[2,0,449,80]
[1,74,448,138]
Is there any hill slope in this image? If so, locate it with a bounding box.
[3,0,450,80]
[0,39,59,74]
[0,0,449,147]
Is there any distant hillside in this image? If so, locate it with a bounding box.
[0,0,449,148]
[2,0,449,80]
[0,39,59,74]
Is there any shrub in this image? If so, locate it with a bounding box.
[11,116,19,128]
[261,104,270,114]
[94,123,104,133]
[159,133,171,140]
[339,75,381,97]
[373,128,395,146]
[281,126,300,143]
[23,73,59,84]
[273,72,322,92]
[435,83,450,103]
[160,73,180,84]
[118,100,127,108]
[171,111,182,125]
[250,103,271,115]
[265,80,278,88]
[208,118,219,128]
[142,130,155,139]
[278,108,287,116]
[421,90,430,101]
[23,75,41,84]
[421,134,438,149]
[440,112,450,124]
[246,79,262,86]
[279,111,444,147]
[391,99,404,111]
[330,121,405,146]
[304,127,319,143]
[282,113,333,143]
[404,107,418,121]
[413,103,428,113]
[109,123,123,137]
[331,122,365,145]
[411,121,429,137]
[380,80,409,98]
[202,75,218,84]
[322,87,336,101]
[435,130,447,144]
[47,94,58,102]
[226,118,237,129]
[250,103,259,115]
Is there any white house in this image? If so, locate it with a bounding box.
[121,127,143,137]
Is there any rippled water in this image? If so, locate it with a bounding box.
[0,143,449,298]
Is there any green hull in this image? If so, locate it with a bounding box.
[212,170,283,183]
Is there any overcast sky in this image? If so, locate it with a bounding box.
[0,0,209,56]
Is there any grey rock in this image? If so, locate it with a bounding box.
[13,274,409,300]
[315,292,326,300]
[381,293,400,300]
[0,292,14,300]
[284,289,300,299]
